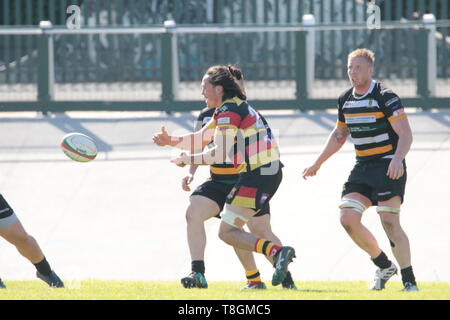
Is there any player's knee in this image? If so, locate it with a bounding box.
[381,218,404,239]
[381,218,395,231]
[379,212,400,231]
[185,203,203,224]
[10,231,32,248]
[185,207,195,223]
[340,212,359,232]
[218,223,232,244]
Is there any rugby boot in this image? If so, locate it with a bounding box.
[281,271,298,290]
[37,271,65,288]
[181,272,208,289]
[241,281,267,290]
[370,262,398,290]
[272,246,296,286]
[402,282,419,292]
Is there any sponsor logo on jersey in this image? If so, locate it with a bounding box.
[349,126,379,133]
[259,193,270,204]
[345,115,376,124]
[217,117,231,124]
[385,96,400,107]
[227,187,237,200]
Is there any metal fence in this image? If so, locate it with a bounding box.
[1,0,450,83]
[0,16,449,112]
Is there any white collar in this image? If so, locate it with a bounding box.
[352,80,376,100]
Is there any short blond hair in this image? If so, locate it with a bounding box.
[348,48,375,65]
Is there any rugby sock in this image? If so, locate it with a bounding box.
[401,266,417,286]
[254,239,282,257]
[34,257,52,276]
[192,260,205,274]
[371,251,392,269]
[245,269,262,283]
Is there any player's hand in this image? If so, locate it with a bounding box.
[171,152,189,167]
[181,174,194,191]
[302,163,321,180]
[153,126,171,146]
[387,158,404,180]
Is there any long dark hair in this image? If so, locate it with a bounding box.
[205,65,247,101]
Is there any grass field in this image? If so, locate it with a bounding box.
[0,280,449,300]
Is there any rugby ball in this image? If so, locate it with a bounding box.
[61,132,97,162]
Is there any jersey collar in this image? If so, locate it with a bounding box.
[220,97,244,107]
[352,80,376,100]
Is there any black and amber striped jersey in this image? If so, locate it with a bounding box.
[337,80,406,161]
[211,97,281,173]
[195,107,240,183]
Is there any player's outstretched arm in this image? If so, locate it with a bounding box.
[302,125,349,180]
[153,124,214,152]
[170,125,236,167]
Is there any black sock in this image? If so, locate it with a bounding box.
[34,257,52,276]
[371,251,391,269]
[401,266,416,286]
[192,260,205,274]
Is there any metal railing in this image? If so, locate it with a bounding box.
[0,17,450,112]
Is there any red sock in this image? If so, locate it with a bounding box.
[254,239,282,257]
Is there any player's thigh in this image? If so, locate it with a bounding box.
[0,221,28,244]
[340,192,372,224]
[378,195,402,228]
[187,195,221,221]
[247,213,272,237]
[0,195,25,241]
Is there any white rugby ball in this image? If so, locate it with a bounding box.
[61,132,97,162]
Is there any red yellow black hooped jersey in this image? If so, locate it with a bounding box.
[195,107,240,182]
[210,97,281,173]
[337,80,407,161]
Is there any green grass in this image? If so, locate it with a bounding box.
[0,280,449,300]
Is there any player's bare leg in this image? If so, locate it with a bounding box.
[339,193,397,290]
[185,196,220,261]
[339,193,381,258]
[181,195,219,288]
[247,215,297,289]
[0,221,64,288]
[378,196,417,291]
[0,221,44,263]
[218,204,295,286]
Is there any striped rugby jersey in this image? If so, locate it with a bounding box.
[195,107,240,183]
[211,97,280,173]
[337,80,406,161]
